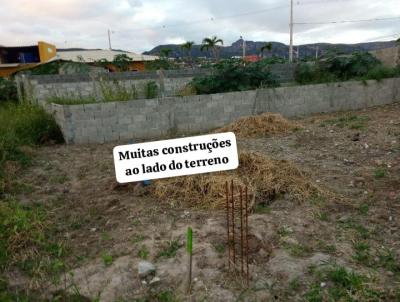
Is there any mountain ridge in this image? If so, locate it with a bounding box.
[142,39,397,59]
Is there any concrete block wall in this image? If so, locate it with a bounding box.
[19,64,296,104]
[48,77,400,144]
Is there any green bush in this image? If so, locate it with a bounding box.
[363,65,399,82]
[0,78,18,103]
[190,59,279,94]
[145,81,159,99]
[295,52,398,85]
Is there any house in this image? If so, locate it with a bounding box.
[0,41,159,77]
[55,49,159,72]
[0,41,56,77]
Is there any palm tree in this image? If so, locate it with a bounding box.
[181,41,195,65]
[201,36,224,62]
[259,42,272,58]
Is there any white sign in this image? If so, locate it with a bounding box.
[113,132,238,183]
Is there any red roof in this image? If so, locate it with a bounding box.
[244,55,261,62]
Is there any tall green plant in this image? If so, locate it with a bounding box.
[190,59,279,94]
[0,78,17,103]
[201,36,224,61]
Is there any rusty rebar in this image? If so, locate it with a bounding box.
[231,180,235,265]
[240,186,244,276]
[245,186,249,286]
[225,181,230,269]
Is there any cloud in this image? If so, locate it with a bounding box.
[0,0,398,52]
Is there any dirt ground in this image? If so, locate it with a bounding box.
[7,103,400,301]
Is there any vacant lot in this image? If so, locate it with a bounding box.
[2,103,400,301]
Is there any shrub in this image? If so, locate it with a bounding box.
[190,59,279,94]
[145,81,159,99]
[0,78,18,103]
[295,52,398,85]
[0,103,63,194]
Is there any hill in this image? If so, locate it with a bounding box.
[142,39,396,59]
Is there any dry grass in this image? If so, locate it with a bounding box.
[216,113,301,138]
[152,151,323,209]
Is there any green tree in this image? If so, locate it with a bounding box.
[260,42,272,58]
[160,48,172,58]
[112,54,133,72]
[200,36,224,62]
[181,41,195,65]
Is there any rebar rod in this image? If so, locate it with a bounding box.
[231,180,235,265]
[245,186,249,286]
[240,186,244,276]
[225,181,230,269]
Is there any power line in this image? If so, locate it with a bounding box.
[294,16,400,25]
[115,4,289,34]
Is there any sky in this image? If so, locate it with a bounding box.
[1,0,399,53]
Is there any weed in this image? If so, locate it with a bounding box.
[212,243,226,254]
[138,245,149,259]
[314,211,329,221]
[320,114,369,129]
[254,203,271,214]
[132,234,145,244]
[101,232,112,241]
[309,195,326,206]
[378,248,400,273]
[316,241,336,254]
[352,241,371,265]
[0,197,64,279]
[101,253,113,266]
[285,243,312,257]
[358,203,369,215]
[157,239,181,258]
[277,225,293,237]
[288,277,301,292]
[374,168,386,179]
[47,95,96,105]
[304,284,322,302]
[0,102,63,194]
[99,79,138,102]
[49,174,69,185]
[145,81,158,99]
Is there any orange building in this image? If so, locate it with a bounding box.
[0,41,158,77]
[0,41,56,77]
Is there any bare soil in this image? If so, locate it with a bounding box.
[7,103,400,301]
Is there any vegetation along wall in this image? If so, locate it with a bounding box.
[48,77,400,144]
[15,64,296,105]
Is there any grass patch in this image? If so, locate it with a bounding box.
[378,248,400,273]
[374,168,386,179]
[46,95,96,105]
[285,242,312,257]
[138,245,149,260]
[254,203,271,214]
[352,241,371,266]
[304,264,386,301]
[157,239,181,258]
[319,114,369,129]
[212,243,226,254]
[101,253,113,266]
[132,234,145,244]
[0,197,64,278]
[0,102,63,194]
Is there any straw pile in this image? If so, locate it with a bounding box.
[216,113,301,138]
[151,151,322,209]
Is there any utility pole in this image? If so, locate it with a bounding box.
[289,0,294,63]
[108,29,112,50]
[240,36,246,58]
[315,45,319,60]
